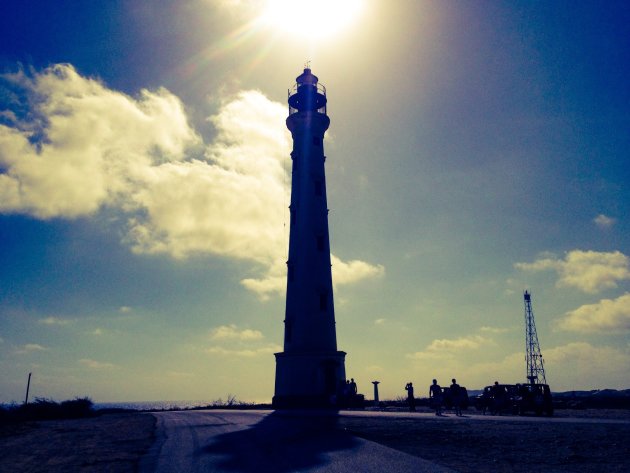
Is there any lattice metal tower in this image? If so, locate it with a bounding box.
[524,290,547,385]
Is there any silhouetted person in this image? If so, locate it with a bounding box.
[429,379,443,416]
[491,381,505,415]
[450,378,462,416]
[350,378,357,395]
[405,382,416,412]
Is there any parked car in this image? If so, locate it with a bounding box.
[475,384,519,415]
[514,383,553,416]
[475,383,553,416]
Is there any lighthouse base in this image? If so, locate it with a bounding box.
[273,351,346,409]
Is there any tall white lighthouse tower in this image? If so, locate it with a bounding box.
[273,67,346,408]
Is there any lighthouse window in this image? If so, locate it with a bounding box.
[314,180,323,196]
[312,136,322,147]
[319,291,328,311]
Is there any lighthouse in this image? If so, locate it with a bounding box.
[272,67,346,408]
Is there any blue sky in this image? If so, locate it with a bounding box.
[1,0,629,403]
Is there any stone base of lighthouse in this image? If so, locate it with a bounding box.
[272,351,346,409]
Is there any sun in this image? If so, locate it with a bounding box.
[261,0,364,40]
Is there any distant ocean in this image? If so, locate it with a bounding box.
[94,400,218,411]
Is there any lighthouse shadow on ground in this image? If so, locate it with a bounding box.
[201,411,358,472]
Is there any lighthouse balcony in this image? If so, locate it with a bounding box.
[288,82,327,116]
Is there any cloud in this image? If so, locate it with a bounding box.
[205,344,281,357]
[124,89,289,263]
[331,255,385,286]
[118,306,132,313]
[78,358,116,369]
[15,343,47,354]
[0,64,199,219]
[206,324,279,357]
[556,293,630,333]
[458,352,524,385]
[406,335,491,360]
[90,328,105,336]
[543,342,630,389]
[241,254,385,300]
[39,316,72,325]
[0,64,383,297]
[594,214,616,229]
[515,250,630,293]
[479,326,510,334]
[209,324,264,341]
[374,318,387,325]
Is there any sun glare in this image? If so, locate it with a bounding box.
[262,0,364,40]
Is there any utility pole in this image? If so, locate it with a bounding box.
[24,372,32,405]
[524,291,547,385]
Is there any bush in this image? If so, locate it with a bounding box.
[1,397,95,423]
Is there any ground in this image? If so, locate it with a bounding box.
[0,409,629,472]
[340,408,630,473]
[0,413,155,472]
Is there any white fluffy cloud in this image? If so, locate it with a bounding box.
[209,324,264,341]
[124,89,289,263]
[0,64,383,297]
[543,342,630,389]
[240,254,385,300]
[331,255,385,286]
[206,324,279,358]
[556,293,630,333]
[205,344,281,357]
[406,335,491,360]
[0,64,198,218]
[515,250,630,294]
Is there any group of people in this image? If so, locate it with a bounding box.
[342,378,358,398]
[404,378,465,416]
[331,378,360,407]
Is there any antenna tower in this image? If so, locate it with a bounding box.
[523,290,546,385]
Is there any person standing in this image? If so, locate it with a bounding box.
[429,379,443,416]
[405,382,416,412]
[350,378,358,396]
[450,378,462,416]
